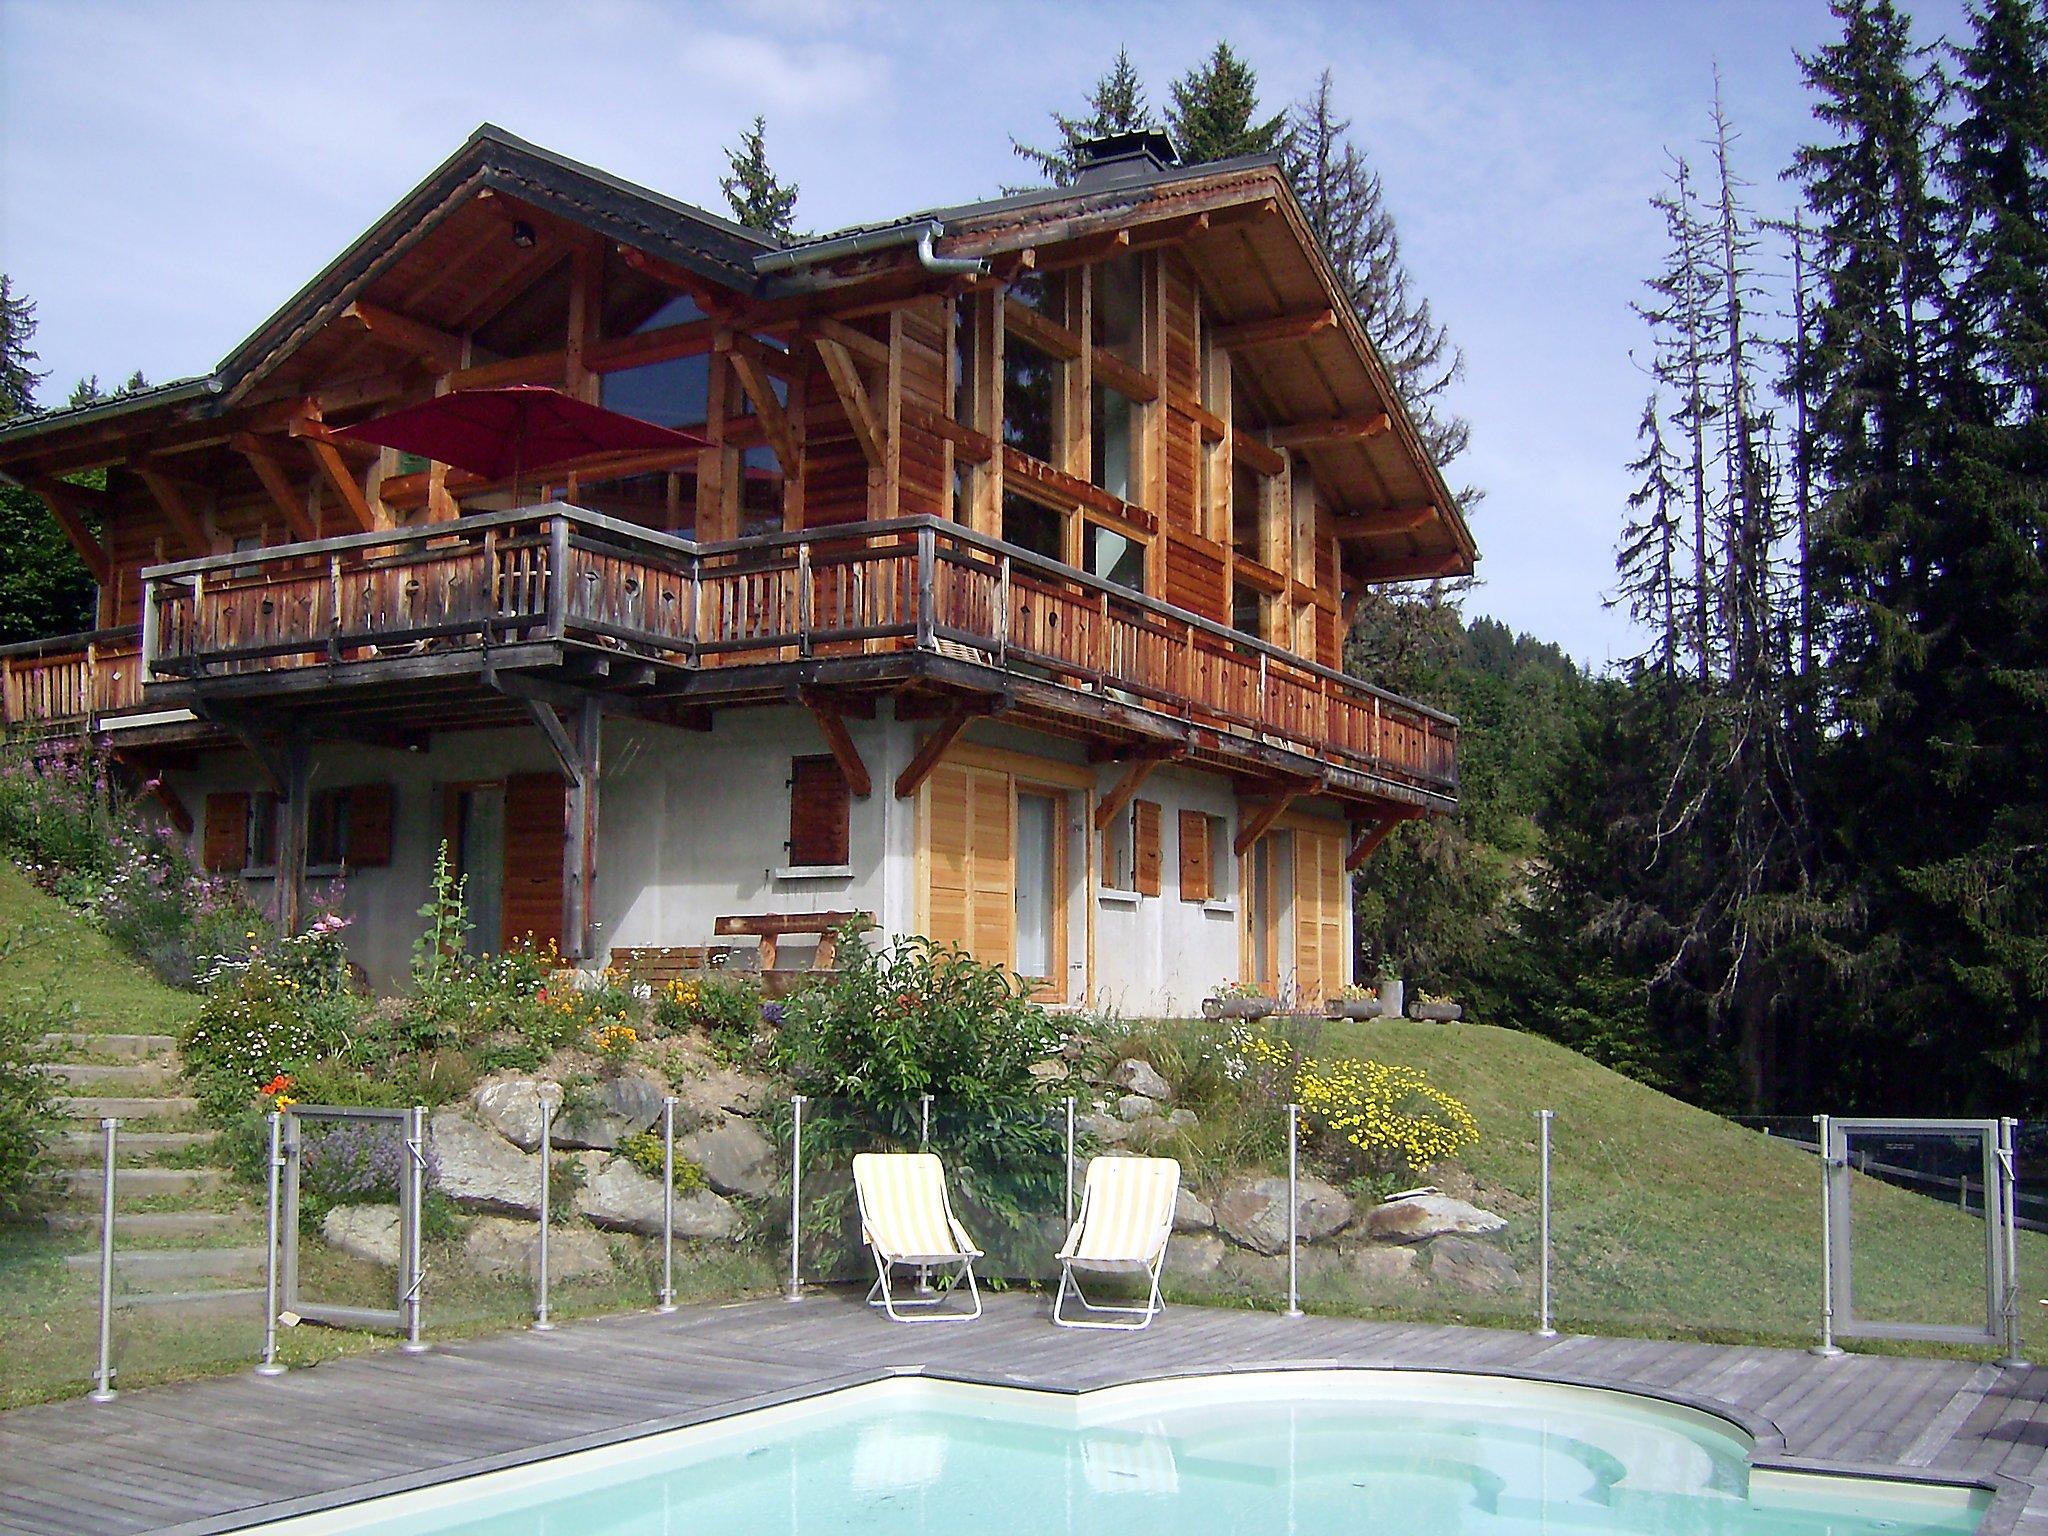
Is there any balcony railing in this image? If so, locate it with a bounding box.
[125,507,1456,793]
[0,628,145,734]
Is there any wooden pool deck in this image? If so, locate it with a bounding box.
[0,1291,2040,1534]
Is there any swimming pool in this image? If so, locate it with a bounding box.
[259,1370,1986,1535]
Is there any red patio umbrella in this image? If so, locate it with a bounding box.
[334,385,708,496]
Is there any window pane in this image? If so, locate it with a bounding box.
[1232,582,1264,638]
[602,348,710,429]
[1009,270,1059,319]
[1088,522,1144,591]
[1003,337,1057,462]
[1092,252,1144,364]
[1091,383,1133,501]
[954,300,974,424]
[740,445,784,537]
[1003,492,1064,562]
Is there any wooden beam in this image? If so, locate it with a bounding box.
[810,315,891,369]
[725,333,798,467]
[28,481,111,583]
[144,776,194,836]
[1234,785,1307,857]
[340,301,464,373]
[1360,548,1471,583]
[230,434,319,541]
[1346,807,1421,871]
[1090,346,1159,404]
[618,245,746,318]
[814,334,885,468]
[902,403,994,464]
[1092,747,1181,831]
[1268,411,1392,451]
[1231,430,1286,478]
[1207,196,1279,227]
[133,465,213,555]
[799,688,872,799]
[1002,298,1085,362]
[894,709,976,799]
[1039,227,1131,270]
[1127,209,1211,249]
[1213,307,1337,351]
[301,436,376,533]
[1331,505,1437,541]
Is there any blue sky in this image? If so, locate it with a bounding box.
[0,0,1969,666]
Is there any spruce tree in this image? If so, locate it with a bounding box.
[0,280,95,641]
[1011,47,1150,185]
[719,116,800,241]
[0,274,44,418]
[1616,394,1686,680]
[1166,42,1288,164]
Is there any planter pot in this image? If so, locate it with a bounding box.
[1325,999,1384,1021]
[1202,996,1277,1021]
[1410,1002,1464,1022]
[1377,977,1405,1019]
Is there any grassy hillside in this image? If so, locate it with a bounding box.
[1258,1017,2038,1350]
[0,861,197,1037]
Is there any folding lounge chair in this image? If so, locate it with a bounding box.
[852,1152,984,1323]
[1053,1155,1180,1330]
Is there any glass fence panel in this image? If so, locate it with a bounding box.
[1841,1125,2002,1337]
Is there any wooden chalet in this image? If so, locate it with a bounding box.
[0,126,1473,1010]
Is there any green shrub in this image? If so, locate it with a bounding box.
[183,952,364,1119]
[655,973,766,1062]
[617,1132,705,1192]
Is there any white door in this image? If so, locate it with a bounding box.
[1014,790,1058,981]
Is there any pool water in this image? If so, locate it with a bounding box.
[272,1372,1985,1535]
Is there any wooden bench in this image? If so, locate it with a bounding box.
[713,911,868,972]
[612,912,871,994]
[608,946,752,986]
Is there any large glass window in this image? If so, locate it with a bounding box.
[1002,491,1064,562]
[1091,382,1135,501]
[1003,336,1057,462]
[1088,521,1144,591]
[600,295,713,428]
[1092,252,1144,365]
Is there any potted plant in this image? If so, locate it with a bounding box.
[1202,978,1277,1021]
[1325,983,1383,1021]
[1374,957,1404,1021]
[1409,988,1463,1023]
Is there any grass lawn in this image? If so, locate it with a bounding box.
[0,861,197,1037]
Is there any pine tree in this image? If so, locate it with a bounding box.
[719,116,800,241]
[1167,42,1288,165]
[1286,72,1470,476]
[1011,47,1151,185]
[1616,394,1686,680]
[0,274,44,419]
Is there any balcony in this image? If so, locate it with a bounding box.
[15,508,1455,804]
[0,628,145,735]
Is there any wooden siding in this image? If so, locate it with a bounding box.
[1292,820,1348,1003]
[923,759,1014,973]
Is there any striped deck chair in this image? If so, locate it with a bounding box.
[851,1152,984,1323]
[1053,1155,1180,1330]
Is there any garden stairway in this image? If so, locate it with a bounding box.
[39,1031,267,1306]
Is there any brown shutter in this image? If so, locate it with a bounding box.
[503,773,565,953]
[202,791,249,872]
[1178,809,1210,902]
[788,755,850,866]
[347,784,395,868]
[1294,825,1347,1004]
[1133,799,1162,896]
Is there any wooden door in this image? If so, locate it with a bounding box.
[1293,823,1348,1006]
[925,761,1015,974]
[502,772,565,953]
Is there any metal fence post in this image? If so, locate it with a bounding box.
[400,1105,428,1353]
[1285,1102,1303,1318]
[533,1101,556,1332]
[1536,1109,1557,1339]
[785,1094,805,1303]
[256,1109,287,1377]
[657,1097,678,1314]
[1064,1095,1077,1226]
[2000,1117,2026,1368]
[919,1094,932,1150]
[1813,1113,1842,1358]
[88,1117,119,1402]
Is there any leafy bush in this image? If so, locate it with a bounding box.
[617,1131,706,1193]
[656,974,767,1062]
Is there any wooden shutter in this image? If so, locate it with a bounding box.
[788,755,850,866]
[502,773,565,953]
[1133,799,1162,896]
[1178,809,1210,902]
[346,784,395,868]
[202,791,249,873]
[924,761,1014,973]
[1293,824,1348,1004]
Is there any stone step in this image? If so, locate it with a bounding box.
[39,1033,179,1060]
[51,1129,213,1163]
[64,1246,266,1285]
[45,1210,248,1240]
[42,1063,179,1093]
[58,1166,225,1199]
[117,1286,264,1314]
[57,1095,199,1122]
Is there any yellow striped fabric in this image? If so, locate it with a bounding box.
[1060,1156,1180,1263]
[853,1152,978,1261]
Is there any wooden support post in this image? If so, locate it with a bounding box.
[519,693,602,961]
[300,436,377,533]
[1092,747,1180,832]
[134,466,215,555]
[894,708,977,800]
[798,688,872,799]
[230,434,320,542]
[1234,784,1307,857]
[814,334,885,468]
[1345,808,1419,871]
[28,481,113,584]
[275,730,311,937]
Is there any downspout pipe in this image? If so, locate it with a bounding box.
[754,219,987,282]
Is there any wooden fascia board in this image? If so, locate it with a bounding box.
[28,480,112,583]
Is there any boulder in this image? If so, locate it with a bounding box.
[1427,1236,1522,1294]
[553,1071,668,1150]
[672,1188,742,1241]
[671,1066,774,1129]
[1347,1243,1421,1286]
[1163,1233,1225,1279]
[1166,1108,1197,1130]
[431,1110,543,1215]
[1364,1193,1508,1245]
[1116,1093,1161,1122]
[1028,1059,1070,1084]
[472,1075,558,1151]
[320,1203,400,1268]
[1214,1174,1353,1255]
[680,1118,776,1200]
[1112,1059,1173,1102]
[1077,1111,1127,1145]
[573,1159,667,1235]
[462,1215,614,1283]
[1172,1189,1215,1233]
